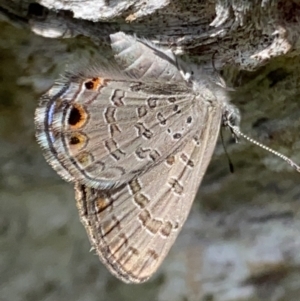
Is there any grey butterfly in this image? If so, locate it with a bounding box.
[35,32,239,283]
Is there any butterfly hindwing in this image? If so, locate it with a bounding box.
[75,101,222,283]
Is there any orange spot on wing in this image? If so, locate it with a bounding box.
[84,77,106,91]
[68,104,88,129]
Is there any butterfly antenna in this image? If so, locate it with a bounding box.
[228,123,300,173]
[220,128,235,173]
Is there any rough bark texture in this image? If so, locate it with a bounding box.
[0,1,300,301]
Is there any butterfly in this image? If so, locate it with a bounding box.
[35,31,240,283]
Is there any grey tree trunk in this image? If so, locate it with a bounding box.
[0,1,300,301]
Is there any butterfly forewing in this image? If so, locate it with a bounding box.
[110,32,185,83]
[35,73,198,189]
[75,102,222,283]
[35,32,198,190]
